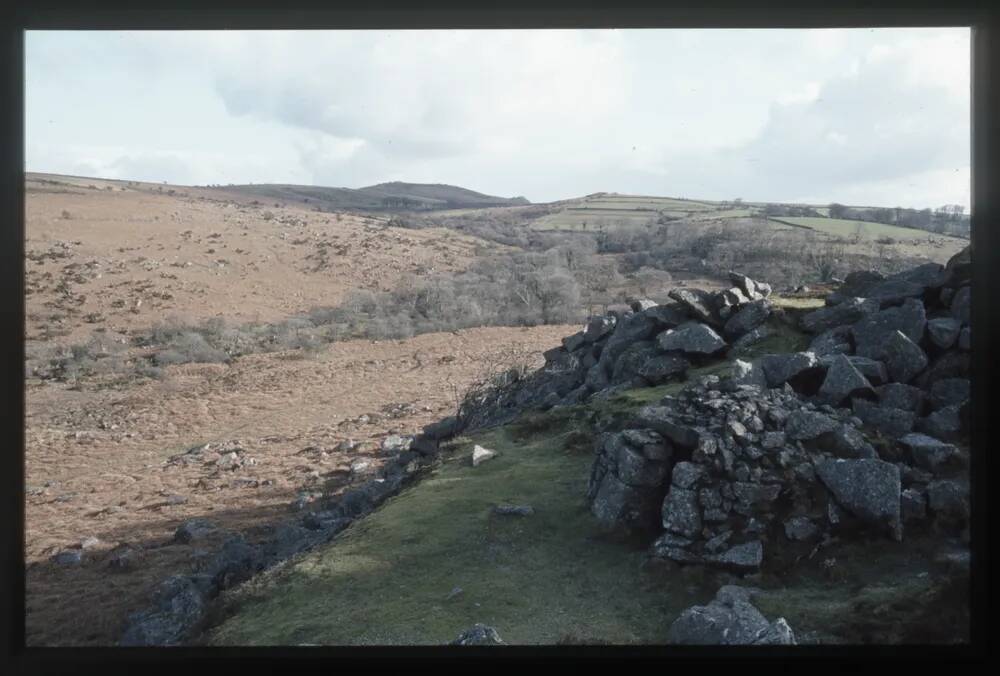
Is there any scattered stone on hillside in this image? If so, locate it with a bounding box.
[656,321,727,355]
[107,543,145,572]
[668,287,719,325]
[801,297,879,334]
[852,398,916,439]
[724,299,772,339]
[949,286,970,324]
[667,586,795,645]
[493,504,535,516]
[926,317,962,350]
[877,383,926,413]
[815,458,902,540]
[898,433,957,474]
[452,624,505,646]
[815,354,874,407]
[851,298,926,360]
[380,435,412,454]
[119,575,208,646]
[760,351,820,389]
[880,330,928,384]
[471,445,497,467]
[925,479,970,521]
[51,549,82,566]
[583,315,617,343]
[929,378,970,411]
[808,326,853,356]
[173,519,217,544]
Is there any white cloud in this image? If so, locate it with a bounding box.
[25,28,970,208]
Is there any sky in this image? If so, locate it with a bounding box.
[25,28,970,209]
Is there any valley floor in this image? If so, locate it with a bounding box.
[24,324,572,646]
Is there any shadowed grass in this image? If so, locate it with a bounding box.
[205,419,715,646]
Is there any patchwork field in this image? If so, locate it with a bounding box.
[768,216,960,243]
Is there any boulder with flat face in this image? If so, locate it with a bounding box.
[851,298,926,360]
[815,458,902,539]
[656,321,727,355]
[880,330,928,384]
[760,352,821,389]
[667,586,795,645]
[801,297,880,334]
[724,299,772,340]
[668,287,720,325]
[816,354,875,406]
[926,317,962,350]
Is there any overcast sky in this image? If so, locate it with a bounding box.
[26,28,969,209]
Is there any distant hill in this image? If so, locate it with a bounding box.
[214,181,530,212]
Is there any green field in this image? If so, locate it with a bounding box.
[768,216,956,242]
[530,194,735,232]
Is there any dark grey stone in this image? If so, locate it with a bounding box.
[760,351,820,388]
[667,585,794,645]
[816,354,874,406]
[881,330,928,384]
[898,433,957,474]
[785,410,839,440]
[815,458,902,539]
[852,298,927,360]
[949,286,971,324]
[852,398,916,438]
[926,317,962,350]
[493,504,535,516]
[724,299,771,339]
[801,297,880,334]
[929,378,970,411]
[562,331,587,352]
[671,461,707,489]
[731,359,767,388]
[634,406,702,449]
[784,516,820,541]
[636,352,689,385]
[848,356,889,385]
[119,575,208,646]
[730,325,775,355]
[452,624,505,645]
[702,541,765,572]
[662,488,702,537]
[901,488,927,522]
[917,404,964,442]
[916,351,970,389]
[729,271,773,301]
[809,326,853,356]
[926,480,970,520]
[877,383,925,413]
[828,424,878,459]
[51,549,82,566]
[958,326,970,351]
[583,315,617,343]
[173,519,217,544]
[656,321,727,355]
[668,287,720,325]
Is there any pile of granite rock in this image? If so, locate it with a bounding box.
[586,246,972,573]
[459,271,782,430]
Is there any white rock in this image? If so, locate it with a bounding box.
[472,445,498,467]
